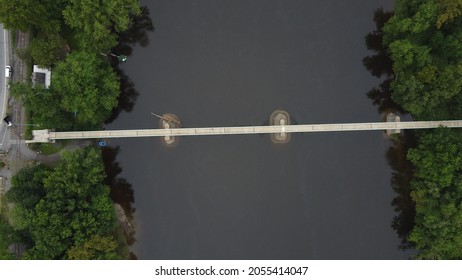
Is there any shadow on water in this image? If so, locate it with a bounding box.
[113,6,155,57]
[105,68,139,124]
[101,146,138,259]
[387,131,417,250]
[363,8,416,251]
[363,8,405,115]
[363,8,394,79]
[105,6,155,124]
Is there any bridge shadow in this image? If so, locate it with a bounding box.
[101,146,138,259]
[363,8,415,252]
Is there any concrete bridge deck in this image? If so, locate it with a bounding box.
[28,120,462,143]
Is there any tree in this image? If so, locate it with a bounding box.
[407,128,462,259]
[10,52,121,131]
[63,0,141,52]
[382,0,437,45]
[383,0,462,120]
[0,0,67,33]
[0,0,50,31]
[0,218,15,260]
[6,165,48,235]
[9,82,74,130]
[436,0,462,28]
[382,1,462,259]
[8,165,48,210]
[17,148,117,259]
[29,34,67,68]
[66,235,118,260]
[51,52,121,129]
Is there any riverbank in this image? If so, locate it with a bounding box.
[372,0,462,259]
[0,22,137,258]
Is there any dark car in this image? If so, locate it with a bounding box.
[3,116,12,126]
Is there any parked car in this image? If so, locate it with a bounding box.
[5,66,11,78]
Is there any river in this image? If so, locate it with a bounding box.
[105,0,413,259]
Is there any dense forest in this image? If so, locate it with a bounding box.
[0,0,142,259]
[383,0,462,259]
[4,148,122,259]
[0,0,141,131]
[0,148,126,259]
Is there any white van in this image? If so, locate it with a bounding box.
[5,66,11,78]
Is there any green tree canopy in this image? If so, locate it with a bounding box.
[0,218,15,260]
[29,33,67,68]
[6,165,48,243]
[436,0,462,28]
[382,0,462,260]
[63,0,141,52]
[9,82,73,131]
[51,51,120,129]
[66,235,118,260]
[407,128,462,259]
[8,165,48,211]
[10,51,121,131]
[383,0,462,120]
[20,147,116,259]
[0,0,68,33]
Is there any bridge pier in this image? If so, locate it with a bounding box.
[269,110,291,144]
[386,113,401,135]
[27,120,462,143]
[159,113,181,147]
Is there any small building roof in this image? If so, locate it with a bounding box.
[33,65,51,88]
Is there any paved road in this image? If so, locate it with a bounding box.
[0,23,10,151]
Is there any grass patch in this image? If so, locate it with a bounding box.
[28,141,66,155]
[37,143,61,155]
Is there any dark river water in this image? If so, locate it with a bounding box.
[105,0,413,259]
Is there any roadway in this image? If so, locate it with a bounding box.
[0,23,11,152]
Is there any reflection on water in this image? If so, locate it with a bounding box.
[363,8,393,79]
[363,8,416,252]
[387,131,417,250]
[101,146,137,258]
[101,6,155,259]
[363,8,405,115]
[106,6,154,123]
[113,6,155,57]
[105,68,139,124]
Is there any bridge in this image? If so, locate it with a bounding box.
[28,119,462,143]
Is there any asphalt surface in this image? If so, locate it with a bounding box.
[0,23,11,152]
